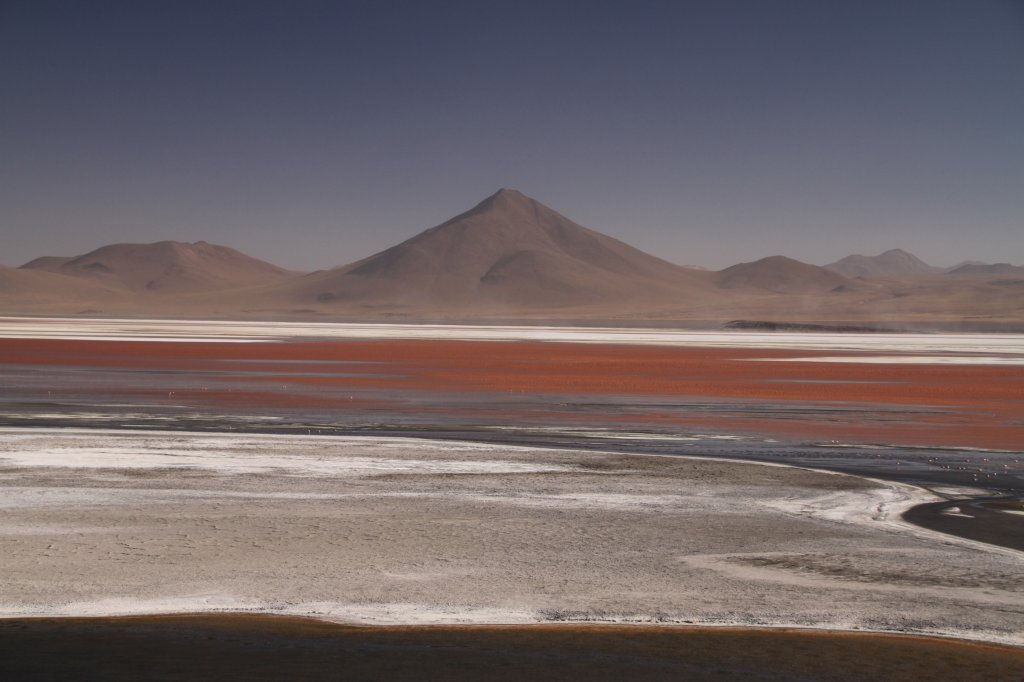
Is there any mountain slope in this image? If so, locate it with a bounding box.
[287,188,711,308]
[825,249,938,278]
[20,241,291,294]
[0,265,126,310]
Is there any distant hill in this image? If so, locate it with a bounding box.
[20,241,291,294]
[715,256,854,294]
[20,256,73,270]
[946,262,1024,277]
[825,249,938,278]
[944,260,986,273]
[284,188,712,309]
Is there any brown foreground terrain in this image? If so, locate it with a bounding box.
[3,616,1023,681]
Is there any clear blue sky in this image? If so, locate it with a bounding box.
[2,0,1022,270]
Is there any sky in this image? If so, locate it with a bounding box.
[2,0,1022,271]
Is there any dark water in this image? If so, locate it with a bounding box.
[2,616,1023,682]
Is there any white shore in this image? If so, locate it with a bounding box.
[1,429,1021,645]
[1,316,1023,362]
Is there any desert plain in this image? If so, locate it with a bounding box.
[0,318,1022,679]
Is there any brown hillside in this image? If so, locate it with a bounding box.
[0,265,126,311]
[21,241,291,294]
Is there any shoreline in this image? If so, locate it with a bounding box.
[2,606,1022,649]
[2,615,1022,681]
[3,612,1021,646]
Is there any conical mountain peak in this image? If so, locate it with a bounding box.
[455,187,537,220]
[490,187,526,200]
[304,189,710,307]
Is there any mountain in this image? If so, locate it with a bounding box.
[946,262,1024,277]
[20,241,291,294]
[825,249,938,278]
[715,256,854,294]
[284,188,712,309]
[2,191,1021,327]
[944,260,986,273]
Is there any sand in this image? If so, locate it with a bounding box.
[1,429,1022,647]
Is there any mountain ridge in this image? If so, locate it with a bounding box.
[2,189,1020,326]
[716,256,855,294]
[20,240,291,294]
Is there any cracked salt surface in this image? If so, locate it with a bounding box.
[0,429,996,549]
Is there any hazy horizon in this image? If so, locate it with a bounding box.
[3,1,1022,271]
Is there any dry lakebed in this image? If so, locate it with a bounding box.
[1,429,1020,644]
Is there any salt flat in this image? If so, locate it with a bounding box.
[2,316,1023,361]
[1,429,1021,645]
